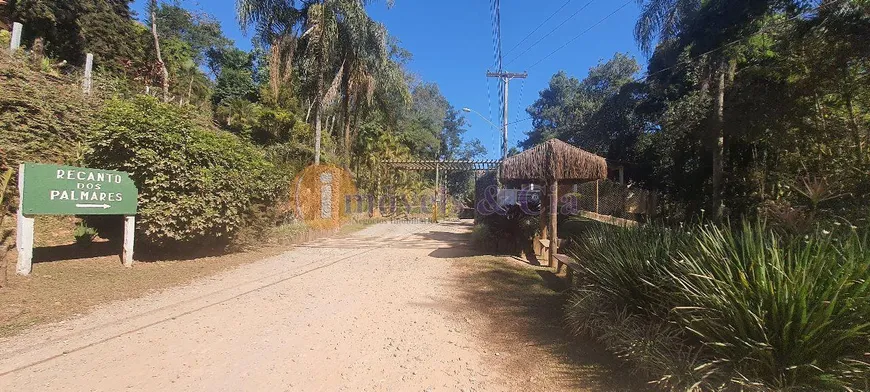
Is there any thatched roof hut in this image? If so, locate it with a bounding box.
[501,138,607,182]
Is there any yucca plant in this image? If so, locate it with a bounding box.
[568,224,688,317]
[565,224,706,390]
[673,221,870,390]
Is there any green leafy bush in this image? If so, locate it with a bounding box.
[674,223,870,390]
[73,223,98,245]
[567,224,686,316]
[85,96,285,250]
[566,222,870,390]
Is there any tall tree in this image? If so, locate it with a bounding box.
[149,0,170,102]
[154,3,231,67]
[7,0,147,70]
[633,0,786,218]
[297,0,397,165]
[236,0,302,100]
[523,53,641,155]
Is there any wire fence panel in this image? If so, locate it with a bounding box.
[573,180,657,220]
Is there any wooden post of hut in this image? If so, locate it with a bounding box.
[548,179,559,268]
[536,184,547,257]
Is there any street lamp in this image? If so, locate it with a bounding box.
[463,107,508,160]
[461,107,498,130]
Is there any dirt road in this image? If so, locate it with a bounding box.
[0,222,632,391]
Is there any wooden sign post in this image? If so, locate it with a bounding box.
[16,163,139,275]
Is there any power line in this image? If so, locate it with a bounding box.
[489,0,501,68]
[495,0,504,70]
[506,0,846,127]
[504,0,598,66]
[503,0,574,58]
[524,0,633,70]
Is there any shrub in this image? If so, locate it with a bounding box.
[0,54,97,168]
[470,223,493,249]
[567,224,686,316]
[565,224,702,390]
[673,223,870,390]
[565,221,870,390]
[73,223,98,245]
[85,96,285,251]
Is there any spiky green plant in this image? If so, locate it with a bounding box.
[673,222,870,390]
[568,224,688,316]
[565,224,705,390]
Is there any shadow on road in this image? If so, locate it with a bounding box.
[441,257,651,391]
[413,221,649,391]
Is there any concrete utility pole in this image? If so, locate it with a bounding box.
[486,71,528,159]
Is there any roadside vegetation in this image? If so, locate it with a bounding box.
[0,0,485,256]
[525,1,869,225]
[564,222,870,390]
[505,1,870,390]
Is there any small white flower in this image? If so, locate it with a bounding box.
[834,222,842,226]
[822,230,831,235]
[851,225,859,230]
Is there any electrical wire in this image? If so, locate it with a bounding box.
[504,0,598,66]
[507,0,846,127]
[524,0,633,70]
[503,0,575,58]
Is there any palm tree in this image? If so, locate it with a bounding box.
[332,1,410,165]
[237,0,399,165]
[237,0,302,100]
[633,0,700,55]
[299,0,402,165]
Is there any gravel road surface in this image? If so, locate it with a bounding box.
[0,222,535,391]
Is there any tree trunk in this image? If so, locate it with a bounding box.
[150,0,170,103]
[315,107,322,165]
[342,92,353,166]
[282,35,297,85]
[186,76,194,106]
[350,98,362,158]
[843,69,864,166]
[269,36,282,101]
[314,69,324,165]
[711,63,726,220]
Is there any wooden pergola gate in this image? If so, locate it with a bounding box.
[386,160,500,222]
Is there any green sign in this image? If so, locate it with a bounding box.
[21,163,138,215]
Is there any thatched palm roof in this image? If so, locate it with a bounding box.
[501,139,607,182]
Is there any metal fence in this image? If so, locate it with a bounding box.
[571,179,657,220]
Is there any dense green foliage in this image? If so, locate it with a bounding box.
[565,222,870,390]
[86,97,283,250]
[2,0,486,253]
[523,1,870,225]
[0,54,97,167]
[6,0,147,71]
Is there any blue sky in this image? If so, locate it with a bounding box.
[132,0,646,160]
